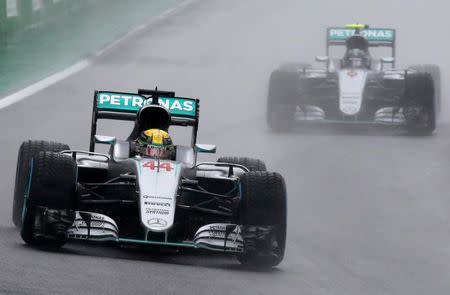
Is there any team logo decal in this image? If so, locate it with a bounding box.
[347,71,358,78]
[147,218,168,227]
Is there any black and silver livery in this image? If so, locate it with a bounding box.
[12,88,287,268]
[267,25,440,135]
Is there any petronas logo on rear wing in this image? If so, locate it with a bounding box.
[328,27,395,43]
[96,91,197,118]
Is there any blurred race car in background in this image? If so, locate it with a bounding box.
[12,89,287,268]
[267,24,441,135]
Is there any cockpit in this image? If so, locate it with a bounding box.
[342,35,371,69]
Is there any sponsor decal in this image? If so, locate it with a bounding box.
[341,105,358,114]
[142,195,171,201]
[145,208,169,215]
[347,71,358,78]
[97,92,197,117]
[147,218,168,228]
[329,28,394,42]
[144,201,170,207]
[143,161,173,172]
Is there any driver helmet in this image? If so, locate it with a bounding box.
[137,129,175,159]
[345,48,369,68]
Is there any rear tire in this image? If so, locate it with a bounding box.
[13,140,70,227]
[403,72,436,135]
[21,152,77,247]
[217,157,266,171]
[237,172,287,268]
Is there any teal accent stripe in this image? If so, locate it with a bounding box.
[174,162,180,178]
[21,158,34,224]
[119,238,198,248]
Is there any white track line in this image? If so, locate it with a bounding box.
[0,0,199,110]
[0,60,90,109]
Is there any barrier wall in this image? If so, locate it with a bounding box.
[0,0,86,37]
[0,0,185,96]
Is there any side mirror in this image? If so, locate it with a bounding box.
[194,144,216,154]
[95,135,116,145]
[381,57,395,64]
[315,55,330,62]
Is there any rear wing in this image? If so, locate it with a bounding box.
[89,89,200,152]
[326,27,396,58]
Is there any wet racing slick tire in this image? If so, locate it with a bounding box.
[12,140,70,227]
[237,171,287,268]
[217,157,267,171]
[21,152,77,247]
[408,64,441,115]
[267,69,298,131]
[403,72,436,135]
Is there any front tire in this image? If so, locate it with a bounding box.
[13,140,70,227]
[408,64,441,115]
[237,172,287,268]
[403,72,436,135]
[21,152,77,247]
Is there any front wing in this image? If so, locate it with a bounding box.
[67,211,243,253]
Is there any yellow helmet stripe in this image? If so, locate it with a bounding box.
[345,23,368,30]
[143,129,170,146]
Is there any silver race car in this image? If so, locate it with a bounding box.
[12,89,287,268]
[267,24,440,135]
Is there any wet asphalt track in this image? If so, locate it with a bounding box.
[1,0,450,294]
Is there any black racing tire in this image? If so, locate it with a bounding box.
[408,64,441,115]
[267,70,298,131]
[21,152,77,247]
[237,172,287,268]
[403,72,436,135]
[217,157,267,172]
[12,140,70,228]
